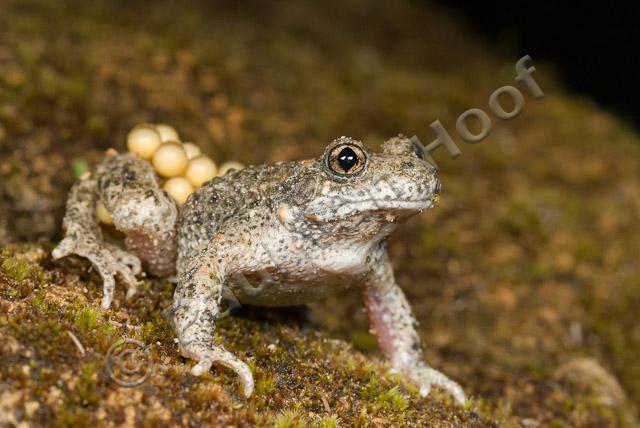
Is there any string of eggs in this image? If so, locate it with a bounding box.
[96,123,243,225]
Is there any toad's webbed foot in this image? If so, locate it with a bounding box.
[179,340,254,398]
[53,234,140,309]
[104,242,142,276]
[402,363,466,405]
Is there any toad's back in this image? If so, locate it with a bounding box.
[177,160,300,270]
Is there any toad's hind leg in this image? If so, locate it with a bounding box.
[54,153,179,309]
[53,177,141,309]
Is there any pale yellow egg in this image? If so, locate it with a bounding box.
[152,142,188,177]
[163,177,194,205]
[126,124,162,159]
[154,123,180,143]
[96,201,113,225]
[182,142,202,160]
[218,161,245,176]
[184,155,217,188]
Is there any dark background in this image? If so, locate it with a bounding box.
[436,1,640,128]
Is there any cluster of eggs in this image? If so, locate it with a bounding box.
[96,123,244,225]
[126,123,244,205]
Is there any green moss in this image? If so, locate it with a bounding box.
[73,306,101,334]
[421,228,461,258]
[2,258,31,282]
[140,312,173,344]
[361,377,382,402]
[585,278,640,407]
[189,383,223,408]
[353,408,370,428]
[378,385,409,412]
[361,378,408,413]
[524,262,551,281]
[31,289,51,313]
[54,405,93,428]
[495,200,543,238]
[74,362,101,406]
[313,415,340,428]
[273,409,309,428]
[1,257,45,283]
[572,237,601,264]
[3,288,19,299]
[466,397,517,427]
[349,330,377,352]
[255,372,277,396]
[71,158,89,179]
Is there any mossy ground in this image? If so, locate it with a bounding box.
[0,0,639,426]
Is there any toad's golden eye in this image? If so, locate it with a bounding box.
[326,144,367,177]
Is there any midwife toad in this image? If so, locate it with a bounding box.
[53,136,465,404]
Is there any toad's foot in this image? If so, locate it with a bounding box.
[180,341,254,398]
[104,242,142,276]
[402,364,466,405]
[363,247,466,406]
[53,237,140,309]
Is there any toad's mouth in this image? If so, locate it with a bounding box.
[304,197,435,222]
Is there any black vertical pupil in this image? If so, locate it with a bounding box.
[338,147,358,172]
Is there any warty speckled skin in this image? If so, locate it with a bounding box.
[53,135,465,404]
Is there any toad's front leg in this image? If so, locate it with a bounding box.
[363,244,466,404]
[172,250,254,397]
